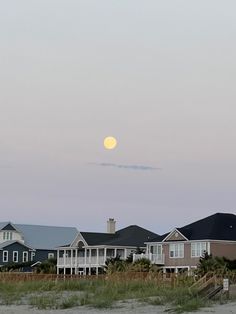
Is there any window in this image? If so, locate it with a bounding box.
[23,251,28,262]
[13,251,18,263]
[48,253,54,259]
[3,231,12,241]
[31,252,35,261]
[3,251,8,262]
[191,242,207,258]
[150,245,162,255]
[169,243,184,258]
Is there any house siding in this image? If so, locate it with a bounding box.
[34,249,56,262]
[161,241,236,269]
[162,242,200,267]
[166,232,186,242]
[0,231,23,243]
[0,242,32,265]
[210,242,236,260]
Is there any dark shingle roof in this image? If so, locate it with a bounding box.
[149,213,236,243]
[178,213,236,241]
[80,232,115,246]
[81,225,158,247]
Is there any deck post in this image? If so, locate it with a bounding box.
[96,248,99,265]
[104,248,107,264]
[75,249,78,274]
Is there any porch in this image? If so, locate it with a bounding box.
[57,247,130,275]
[133,253,165,265]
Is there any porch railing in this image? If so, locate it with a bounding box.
[133,253,165,265]
[57,256,107,267]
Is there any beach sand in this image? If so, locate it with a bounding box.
[0,301,235,314]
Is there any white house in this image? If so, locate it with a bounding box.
[57,218,158,275]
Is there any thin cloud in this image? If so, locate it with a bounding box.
[94,163,161,171]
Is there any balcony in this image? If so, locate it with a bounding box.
[57,256,107,267]
[133,253,165,265]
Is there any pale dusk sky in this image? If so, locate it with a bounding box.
[0,1,236,234]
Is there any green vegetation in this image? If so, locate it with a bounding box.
[0,258,57,274]
[104,253,157,274]
[1,252,236,312]
[35,257,57,274]
[0,261,33,272]
[0,277,210,312]
[196,252,236,280]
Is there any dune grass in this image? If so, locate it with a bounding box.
[0,277,208,312]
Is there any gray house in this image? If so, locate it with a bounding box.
[0,222,78,270]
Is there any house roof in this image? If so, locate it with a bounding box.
[81,225,158,247]
[149,213,236,242]
[80,232,115,246]
[178,213,236,241]
[0,222,78,250]
[0,240,34,250]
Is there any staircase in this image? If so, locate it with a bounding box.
[190,273,223,299]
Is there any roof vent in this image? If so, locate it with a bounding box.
[107,218,116,234]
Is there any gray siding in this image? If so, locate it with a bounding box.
[34,249,56,262]
[0,242,32,265]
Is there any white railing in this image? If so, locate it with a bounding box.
[58,253,164,268]
[57,256,107,267]
[133,253,165,265]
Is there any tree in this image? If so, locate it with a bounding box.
[196,252,227,276]
[103,256,127,274]
[35,258,57,274]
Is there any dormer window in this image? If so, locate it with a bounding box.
[3,231,13,241]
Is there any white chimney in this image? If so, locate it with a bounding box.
[107,218,116,234]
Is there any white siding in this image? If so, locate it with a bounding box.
[0,231,24,244]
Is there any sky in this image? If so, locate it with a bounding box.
[0,1,236,235]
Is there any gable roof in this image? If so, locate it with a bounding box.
[0,222,78,250]
[0,222,14,230]
[80,232,115,246]
[162,228,188,242]
[178,213,236,241]
[1,223,17,231]
[0,240,35,250]
[149,213,236,243]
[81,225,158,247]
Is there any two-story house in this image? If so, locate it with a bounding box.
[57,218,158,275]
[0,222,78,269]
[134,213,236,274]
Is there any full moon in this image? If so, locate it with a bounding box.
[104,136,117,150]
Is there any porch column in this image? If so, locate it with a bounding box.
[84,248,87,275]
[207,242,211,255]
[114,248,117,257]
[124,249,127,259]
[63,249,66,266]
[88,249,91,275]
[85,248,87,265]
[104,248,107,264]
[63,250,66,275]
[75,249,78,274]
[70,249,73,274]
[163,268,166,279]
[96,248,99,265]
[57,250,59,275]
